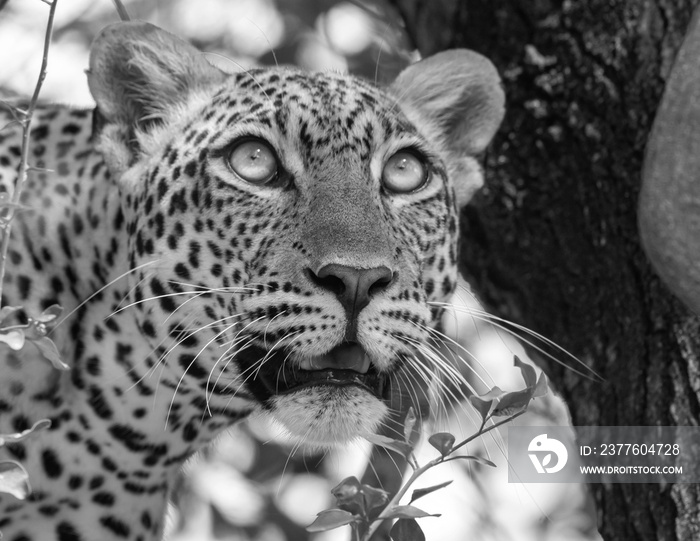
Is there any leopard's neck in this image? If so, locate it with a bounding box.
[0,105,250,540]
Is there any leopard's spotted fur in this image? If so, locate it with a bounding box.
[0,22,503,540]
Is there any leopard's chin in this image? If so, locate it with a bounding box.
[236,343,392,445]
[269,386,389,446]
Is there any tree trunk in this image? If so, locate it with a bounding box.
[386,0,700,539]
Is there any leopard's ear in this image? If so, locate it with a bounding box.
[87,21,225,172]
[389,50,504,205]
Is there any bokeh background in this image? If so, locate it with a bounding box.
[1,1,600,539]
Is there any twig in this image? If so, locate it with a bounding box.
[0,0,58,308]
[365,410,526,539]
[111,0,131,21]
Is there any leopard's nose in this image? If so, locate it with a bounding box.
[309,263,394,319]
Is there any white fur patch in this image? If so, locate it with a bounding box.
[269,386,388,448]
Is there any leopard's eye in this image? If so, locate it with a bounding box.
[381,150,427,193]
[227,138,278,184]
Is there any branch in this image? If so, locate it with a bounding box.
[111,0,131,21]
[0,0,58,308]
[365,410,525,539]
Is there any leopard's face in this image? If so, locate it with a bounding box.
[90,22,504,446]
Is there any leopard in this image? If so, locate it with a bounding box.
[0,21,504,541]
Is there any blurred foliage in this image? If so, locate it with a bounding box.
[0,0,415,105]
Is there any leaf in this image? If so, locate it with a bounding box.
[469,386,503,421]
[34,304,63,324]
[382,505,440,520]
[331,476,361,502]
[0,306,21,326]
[365,433,413,457]
[443,454,497,468]
[0,461,31,500]
[390,518,425,541]
[409,480,453,504]
[403,406,417,443]
[514,355,538,387]
[470,358,550,421]
[361,484,389,513]
[428,432,455,457]
[31,337,69,371]
[533,371,549,398]
[490,389,532,417]
[306,509,357,532]
[0,418,51,447]
[331,476,364,516]
[488,358,551,418]
[0,193,30,222]
[0,329,25,350]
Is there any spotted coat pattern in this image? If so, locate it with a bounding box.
[0,22,503,541]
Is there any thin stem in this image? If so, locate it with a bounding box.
[0,0,57,308]
[364,410,526,540]
[111,0,131,21]
[450,410,526,455]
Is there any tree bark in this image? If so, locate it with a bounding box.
[386,0,700,540]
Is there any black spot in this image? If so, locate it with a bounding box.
[86,355,101,376]
[109,424,148,452]
[50,275,65,294]
[178,353,207,379]
[188,241,200,268]
[154,212,164,238]
[141,320,156,338]
[174,263,190,280]
[149,277,177,312]
[88,386,113,420]
[12,415,29,432]
[93,491,116,506]
[141,511,152,529]
[38,505,60,516]
[86,439,101,455]
[42,449,63,478]
[32,124,49,140]
[157,178,168,201]
[17,275,31,300]
[57,521,83,541]
[183,419,199,442]
[100,516,131,538]
[102,456,118,472]
[90,475,105,490]
[68,475,83,490]
[73,214,84,235]
[184,160,197,178]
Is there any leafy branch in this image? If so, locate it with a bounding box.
[0,0,65,509]
[0,420,52,501]
[307,356,549,541]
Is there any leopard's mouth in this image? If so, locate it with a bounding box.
[236,342,388,401]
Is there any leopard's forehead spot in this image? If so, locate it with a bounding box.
[204,68,421,151]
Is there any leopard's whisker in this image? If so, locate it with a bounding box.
[263,310,289,350]
[207,335,257,409]
[167,315,253,426]
[54,259,159,329]
[429,300,603,381]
